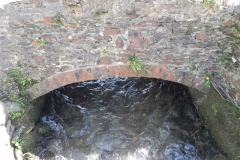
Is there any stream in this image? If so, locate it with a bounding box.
[33,77,224,160]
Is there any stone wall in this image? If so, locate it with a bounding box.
[0,0,239,105]
[0,0,240,159]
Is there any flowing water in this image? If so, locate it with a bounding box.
[35,78,224,160]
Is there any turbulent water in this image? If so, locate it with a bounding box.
[36,78,224,160]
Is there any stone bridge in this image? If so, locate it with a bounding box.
[0,0,239,104]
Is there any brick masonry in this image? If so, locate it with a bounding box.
[28,64,206,99]
[0,0,239,105]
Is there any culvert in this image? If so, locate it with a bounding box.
[20,78,227,159]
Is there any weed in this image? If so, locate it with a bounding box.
[189,58,198,72]
[219,53,231,64]
[204,76,211,88]
[9,69,32,88]
[9,69,21,78]
[129,54,150,73]
[14,139,24,150]
[204,0,220,9]
[100,47,111,57]
[231,27,238,34]
[11,94,19,101]
[18,76,32,86]
[210,103,218,114]
[218,26,224,31]
[8,69,33,116]
[54,14,64,26]
[72,18,78,25]
[38,127,43,133]
[10,112,22,120]
[233,37,240,43]
[36,37,48,46]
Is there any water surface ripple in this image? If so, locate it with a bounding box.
[38,78,223,160]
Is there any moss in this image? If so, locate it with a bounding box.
[4,78,13,84]
[189,87,240,159]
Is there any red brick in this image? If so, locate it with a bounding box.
[31,41,38,46]
[124,49,137,53]
[47,78,59,91]
[164,54,174,59]
[208,65,217,70]
[42,18,54,24]
[33,55,44,63]
[74,39,88,45]
[43,34,54,42]
[97,57,112,65]
[69,23,77,28]
[115,37,124,48]
[82,68,94,81]
[55,74,66,86]
[224,20,233,27]
[62,0,71,5]
[193,77,201,84]
[114,66,123,77]
[151,65,161,78]
[64,71,77,84]
[174,60,182,65]
[196,34,208,40]
[99,67,110,79]
[103,29,120,35]
[166,70,175,81]
[153,65,166,79]
[109,66,115,78]
[128,32,144,48]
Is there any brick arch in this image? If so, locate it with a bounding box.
[28,64,207,100]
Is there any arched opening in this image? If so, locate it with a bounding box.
[19,76,226,159]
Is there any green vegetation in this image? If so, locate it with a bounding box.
[54,14,64,26]
[218,25,224,31]
[231,26,240,43]
[189,58,198,72]
[204,0,220,9]
[100,46,111,56]
[129,54,150,73]
[10,112,22,120]
[9,69,32,88]
[207,75,240,110]
[231,27,238,34]
[38,127,43,134]
[219,53,231,64]
[72,18,78,25]
[8,69,34,119]
[233,37,240,43]
[204,76,211,88]
[36,37,49,46]
[14,139,24,150]
[210,103,218,114]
